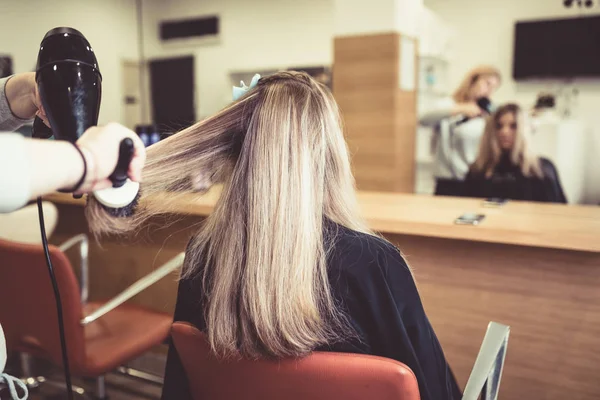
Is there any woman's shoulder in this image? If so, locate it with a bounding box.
[325,222,411,279]
[538,157,558,179]
[538,157,555,169]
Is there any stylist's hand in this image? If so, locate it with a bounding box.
[457,102,483,118]
[75,123,146,193]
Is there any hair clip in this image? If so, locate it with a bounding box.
[233,74,261,101]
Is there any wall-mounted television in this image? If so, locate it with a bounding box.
[513,15,600,80]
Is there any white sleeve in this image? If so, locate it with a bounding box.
[0,133,31,213]
[419,97,457,127]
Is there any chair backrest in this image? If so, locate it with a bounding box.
[0,238,86,371]
[171,322,421,400]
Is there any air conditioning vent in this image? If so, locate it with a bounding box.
[159,16,219,46]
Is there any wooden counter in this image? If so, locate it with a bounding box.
[48,188,600,253]
[46,191,600,399]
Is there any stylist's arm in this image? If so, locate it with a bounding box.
[2,72,47,127]
[0,124,145,213]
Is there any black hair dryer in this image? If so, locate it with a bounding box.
[34,27,133,190]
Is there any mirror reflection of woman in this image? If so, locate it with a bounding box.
[465,103,567,203]
[420,65,501,196]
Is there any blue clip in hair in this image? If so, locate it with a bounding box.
[233,74,261,101]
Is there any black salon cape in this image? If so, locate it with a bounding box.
[161,223,462,400]
[464,155,567,203]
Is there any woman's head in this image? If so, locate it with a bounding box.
[471,103,542,178]
[86,71,368,358]
[495,106,518,151]
[453,65,501,103]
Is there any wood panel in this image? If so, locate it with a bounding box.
[333,33,398,63]
[390,234,600,400]
[335,90,395,113]
[334,60,398,90]
[351,154,396,169]
[394,88,417,187]
[333,33,416,193]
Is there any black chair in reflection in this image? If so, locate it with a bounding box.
[464,158,567,204]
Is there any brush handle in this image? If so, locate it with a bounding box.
[109,138,134,188]
[93,138,139,208]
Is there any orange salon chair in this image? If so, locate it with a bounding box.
[0,237,184,399]
[171,321,421,400]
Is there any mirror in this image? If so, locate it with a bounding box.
[417,0,600,206]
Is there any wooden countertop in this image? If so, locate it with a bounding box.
[47,188,600,253]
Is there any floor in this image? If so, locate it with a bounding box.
[1,348,167,400]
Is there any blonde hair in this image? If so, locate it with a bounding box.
[86,71,371,359]
[471,103,543,179]
[452,65,501,103]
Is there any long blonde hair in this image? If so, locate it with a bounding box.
[452,65,501,103]
[471,103,542,179]
[86,71,371,359]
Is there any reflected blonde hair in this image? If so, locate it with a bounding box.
[86,71,371,358]
[471,103,542,179]
[452,65,501,103]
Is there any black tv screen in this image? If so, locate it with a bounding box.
[513,15,600,80]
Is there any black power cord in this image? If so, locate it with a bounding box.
[36,197,74,400]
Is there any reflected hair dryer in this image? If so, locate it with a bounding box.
[455,97,495,126]
[34,27,139,209]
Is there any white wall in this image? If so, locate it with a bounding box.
[334,0,396,37]
[0,0,138,124]
[424,0,600,203]
[142,0,335,119]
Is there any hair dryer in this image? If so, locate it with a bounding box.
[456,97,495,126]
[34,27,139,208]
